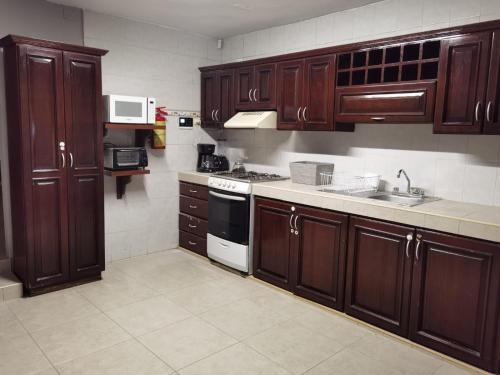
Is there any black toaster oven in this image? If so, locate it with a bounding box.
[104,147,148,170]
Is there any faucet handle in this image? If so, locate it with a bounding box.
[410,187,424,196]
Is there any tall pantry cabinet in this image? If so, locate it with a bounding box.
[0,35,108,295]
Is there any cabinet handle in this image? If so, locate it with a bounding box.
[415,234,422,262]
[405,233,413,259]
[188,223,197,228]
[211,109,215,120]
[253,88,258,102]
[188,241,197,246]
[289,214,294,233]
[248,89,253,102]
[475,101,481,122]
[486,101,493,123]
[371,117,385,122]
[69,152,74,168]
[215,109,219,121]
[302,107,308,122]
[189,205,198,209]
[189,189,198,193]
[60,153,66,168]
[297,107,302,121]
[293,215,299,235]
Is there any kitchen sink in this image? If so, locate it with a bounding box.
[369,194,425,206]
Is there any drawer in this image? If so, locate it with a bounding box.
[180,182,208,200]
[180,195,208,219]
[335,82,436,123]
[179,230,207,257]
[179,213,208,237]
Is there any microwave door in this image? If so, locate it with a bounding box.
[110,95,147,123]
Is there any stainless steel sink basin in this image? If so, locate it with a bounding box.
[369,194,425,206]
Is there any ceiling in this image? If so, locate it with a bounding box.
[48,0,381,38]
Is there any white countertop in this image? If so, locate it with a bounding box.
[178,171,500,243]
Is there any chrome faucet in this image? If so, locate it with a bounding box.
[397,169,411,194]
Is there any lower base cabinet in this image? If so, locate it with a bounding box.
[253,197,348,310]
[345,217,414,336]
[252,198,500,373]
[409,230,500,372]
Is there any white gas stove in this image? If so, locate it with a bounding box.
[207,171,288,273]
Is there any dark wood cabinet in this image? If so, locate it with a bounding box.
[253,197,348,310]
[201,70,217,127]
[179,182,208,256]
[276,60,304,130]
[291,206,348,309]
[0,35,107,294]
[335,82,436,124]
[201,69,234,128]
[235,64,276,110]
[253,198,293,290]
[409,230,500,372]
[345,216,415,336]
[277,56,335,131]
[303,56,335,131]
[434,32,492,133]
[64,52,105,280]
[484,30,500,134]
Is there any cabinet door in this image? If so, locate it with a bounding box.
[345,216,415,336]
[253,198,293,290]
[20,45,70,289]
[277,60,304,130]
[64,52,105,280]
[201,71,218,127]
[235,66,254,110]
[484,30,500,134]
[254,63,276,109]
[335,82,436,123]
[216,69,234,124]
[303,55,335,131]
[291,206,348,310]
[434,32,491,133]
[409,230,500,372]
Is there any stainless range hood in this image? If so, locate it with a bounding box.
[224,111,277,129]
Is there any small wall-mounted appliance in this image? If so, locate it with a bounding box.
[104,147,148,170]
[103,95,156,124]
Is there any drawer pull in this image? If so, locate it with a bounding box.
[371,117,385,122]
[188,241,197,246]
[188,223,197,228]
[189,189,198,193]
[189,205,198,209]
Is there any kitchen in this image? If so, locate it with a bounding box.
[0,0,499,374]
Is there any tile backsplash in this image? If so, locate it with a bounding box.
[219,124,500,206]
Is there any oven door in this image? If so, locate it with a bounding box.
[208,189,250,245]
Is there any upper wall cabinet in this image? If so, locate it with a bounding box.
[201,69,234,128]
[334,40,440,124]
[277,55,336,131]
[434,32,492,134]
[235,63,276,110]
[484,30,500,134]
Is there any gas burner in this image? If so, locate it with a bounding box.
[213,170,288,183]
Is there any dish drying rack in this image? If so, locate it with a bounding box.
[320,172,381,194]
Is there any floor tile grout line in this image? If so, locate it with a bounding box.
[173,341,242,373]
[10,306,62,375]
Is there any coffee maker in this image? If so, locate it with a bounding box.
[196,144,229,173]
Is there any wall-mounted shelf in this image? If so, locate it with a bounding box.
[104,168,150,199]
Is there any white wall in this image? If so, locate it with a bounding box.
[83,11,222,262]
[218,0,500,207]
[0,0,83,258]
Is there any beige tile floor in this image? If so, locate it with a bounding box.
[0,248,488,375]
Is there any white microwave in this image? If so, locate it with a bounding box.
[103,95,156,124]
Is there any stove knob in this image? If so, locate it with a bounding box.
[231,183,236,189]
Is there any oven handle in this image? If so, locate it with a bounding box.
[209,191,246,201]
